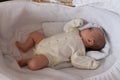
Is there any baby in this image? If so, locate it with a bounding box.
[15,19,106,70]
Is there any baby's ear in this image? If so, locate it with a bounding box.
[87,39,94,46]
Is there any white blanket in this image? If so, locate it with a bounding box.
[0,1,120,80]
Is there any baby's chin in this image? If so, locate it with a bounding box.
[79,31,82,37]
[86,48,92,51]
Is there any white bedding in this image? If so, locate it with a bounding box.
[0,1,120,80]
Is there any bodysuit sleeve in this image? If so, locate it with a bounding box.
[63,19,84,32]
[71,51,100,69]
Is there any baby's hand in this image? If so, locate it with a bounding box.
[64,18,84,32]
[71,19,84,27]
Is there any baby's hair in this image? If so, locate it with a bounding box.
[89,27,106,51]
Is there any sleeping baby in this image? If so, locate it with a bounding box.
[15,19,106,70]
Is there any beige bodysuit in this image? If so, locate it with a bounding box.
[34,19,99,69]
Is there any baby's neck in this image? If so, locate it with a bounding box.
[78,31,88,49]
[79,31,82,37]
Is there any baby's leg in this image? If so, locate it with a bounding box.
[16,31,45,53]
[18,55,49,70]
[27,55,49,70]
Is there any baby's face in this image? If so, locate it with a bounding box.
[80,27,102,48]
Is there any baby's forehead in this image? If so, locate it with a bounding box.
[81,26,104,35]
[90,27,104,36]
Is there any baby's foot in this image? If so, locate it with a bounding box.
[15,41,27,53]
[17,60,27,67]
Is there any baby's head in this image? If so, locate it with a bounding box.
[80,27,106,51]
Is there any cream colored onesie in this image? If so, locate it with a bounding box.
[34,19,99,69]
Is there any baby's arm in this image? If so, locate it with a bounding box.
[63,19,84,32]
[71,51,99,69]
